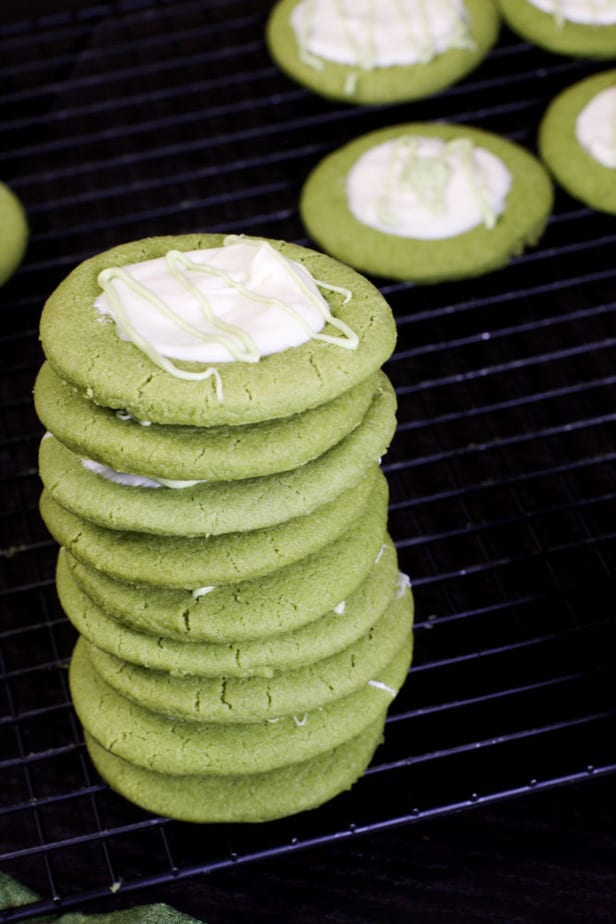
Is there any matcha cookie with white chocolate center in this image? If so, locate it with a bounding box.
[266,0,500,105]
[539,69,616,214]
[497,0,616,58]
[300,122,553,283]
[39,234,397,427]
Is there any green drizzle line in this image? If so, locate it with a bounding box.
[97,240,358,391]
[223,235,359,351]
[376,135,499,229]
[97,266,224,398]
[450,138,498,229]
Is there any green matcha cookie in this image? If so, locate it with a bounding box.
[57,537,403,686]
[34,362,380,482]
[69,630,412,775]
[84,718,384,823]
[61,481,389,642]
[497,0,616,58]
[539,69,616,214]
[0,182,28,286]
[39,234,397,427]
[74,579,413,720]
[38,375,396,537]
[40,465,383,588]
[266,0,500,105]
[300,122,553,283]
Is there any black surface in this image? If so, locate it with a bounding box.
[1,1,615,921]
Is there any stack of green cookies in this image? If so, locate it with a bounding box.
[34,232,414,823]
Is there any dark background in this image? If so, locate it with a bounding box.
[1,2,615,921]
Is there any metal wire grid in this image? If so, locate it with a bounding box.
[1,0,616,919]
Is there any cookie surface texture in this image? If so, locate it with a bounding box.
[84,719,384,823]
[497,0,616,58]
[59,481,389,643]
[56,536,402,686]
[39,465,382,588]
[266,0,500,105]
[38,375,396,537]
[69,631,412,776]
[34,362,379,482]
[539,69,616,214]
[300,122,553,283]
[39,234,397,426]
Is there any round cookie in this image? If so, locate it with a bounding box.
[40,465,382,588]
[84,718,384,823]
[0,182,28,286]
[75,578,413,719]
[34,362,379,482]
[69,631,412,776]
[300,122,553,283]
[56,536,402,684]
[61,483,389,642]
[39,234,397,427]
[266,0,500,105]
[539,69,616,214]
[38,375,396,537]
[497,0,616,58]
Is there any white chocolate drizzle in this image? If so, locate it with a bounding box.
[94,240,358,395]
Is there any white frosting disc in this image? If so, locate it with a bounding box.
[576,85,616,168]
[291,0,472,69]
[526,0,616,25]
[94,242,329,363]
[346,136,512,240]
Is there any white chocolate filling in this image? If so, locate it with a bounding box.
[81,458,204,489]
[526,0,616,25]
[94,240,356,368]
[346,136,512,240]
[290,0,474,70]
[576,85,616,168]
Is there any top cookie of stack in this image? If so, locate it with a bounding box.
[34,233,413,823]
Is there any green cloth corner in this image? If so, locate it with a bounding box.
[0,872,41,909]
[0,871,204,923]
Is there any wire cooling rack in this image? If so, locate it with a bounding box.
[1,0,615,919]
